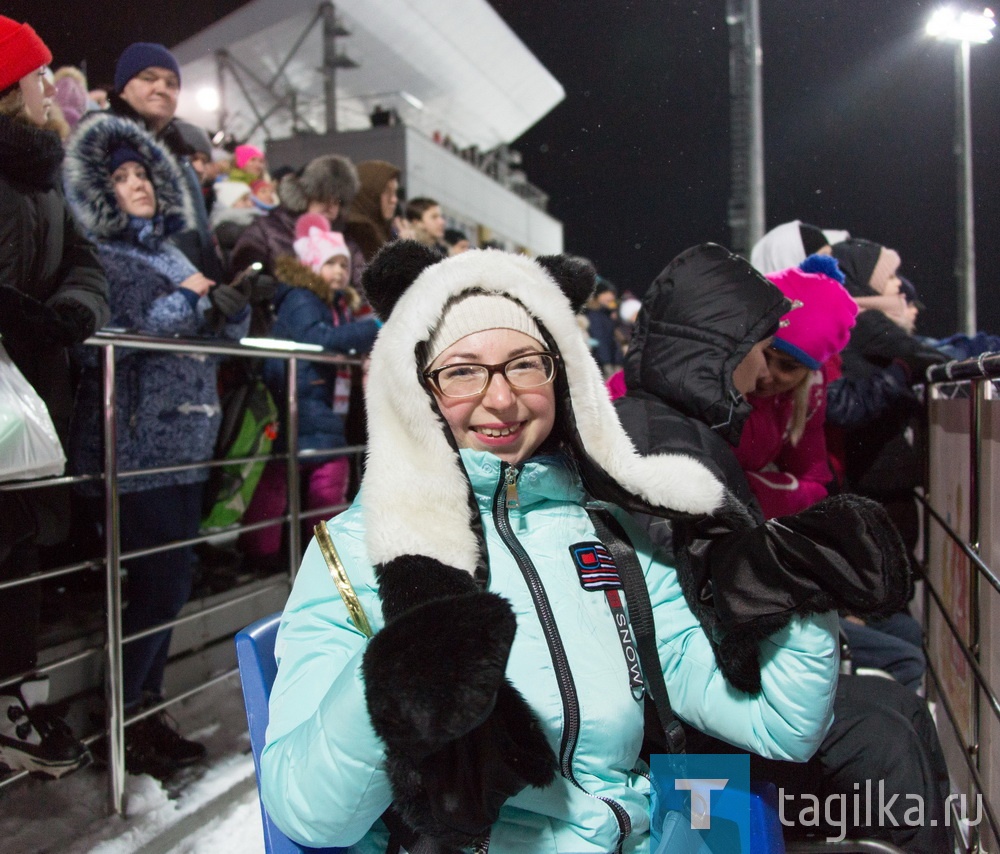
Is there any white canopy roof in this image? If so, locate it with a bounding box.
[171,0,565,149]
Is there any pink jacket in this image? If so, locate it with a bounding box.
[735,370,832,519]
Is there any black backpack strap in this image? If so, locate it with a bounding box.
[587,505,686,754]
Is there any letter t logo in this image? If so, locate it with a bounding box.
[675,778,729,829]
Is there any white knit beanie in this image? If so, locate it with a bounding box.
[424,293,544,367]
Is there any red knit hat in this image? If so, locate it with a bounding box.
[0,17,52,93]
[767,267,858,369]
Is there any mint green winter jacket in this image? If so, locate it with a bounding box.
[261,449,839,853]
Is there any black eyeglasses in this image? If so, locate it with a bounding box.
[423,352,559,398]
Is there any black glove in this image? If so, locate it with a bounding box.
[207,283,249,320]
[0,288,90,350]
[50,301,97,345]
[231,265,278,305]
[363,557,557,846]
[685,493,911,694]
[248,273,278,304]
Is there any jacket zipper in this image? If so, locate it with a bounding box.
[492,462,631,852]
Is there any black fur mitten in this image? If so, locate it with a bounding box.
[692,493,911,694]
[362,556,556,845]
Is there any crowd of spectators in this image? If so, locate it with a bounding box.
[0,12,994,853]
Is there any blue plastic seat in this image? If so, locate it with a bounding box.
[235,612,344,854]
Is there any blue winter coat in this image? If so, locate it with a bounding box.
[70,242,248,494]
[263,265,379,453]
[261,449,839,853]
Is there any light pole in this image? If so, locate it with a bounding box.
[926,6,995,335]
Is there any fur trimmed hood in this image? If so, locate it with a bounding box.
[273,254,361,309]
[360,242,725,576]
[63,113,197,241]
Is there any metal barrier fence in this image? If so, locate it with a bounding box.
[7,331,1000,840]
[0,331,365,815]
[922,354,1000,852]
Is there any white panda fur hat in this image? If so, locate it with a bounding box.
[360,241,725,576]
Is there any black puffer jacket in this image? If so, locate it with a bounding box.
[0,114,109,549]
[0,116,108,440]
[615,244,911,693]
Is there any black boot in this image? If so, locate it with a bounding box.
[0,678,91,780]
[130,711,207,768]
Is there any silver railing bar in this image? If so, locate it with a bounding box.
[102,343,125,814]
[86,330,359,365]
[0,558,104,593]
[0,472,102,492]
[914,492,1000,598]
[1,445,365,492]
[923,656,1000,846]
[300,501,351,522]
[122,666,242,727]
[123,580,289,644]
[926,351,1000,384]
[0,646,102,692]
[917,563,1000,726]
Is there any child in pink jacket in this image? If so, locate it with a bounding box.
[735,257,857,519]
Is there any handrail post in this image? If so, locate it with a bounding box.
[102,344,125,815]
[969,378,987,853]
[286,356,301,578]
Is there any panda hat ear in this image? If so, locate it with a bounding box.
[536,254,597,313]
[362,240,444,320]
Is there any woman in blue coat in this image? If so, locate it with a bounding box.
[63,114,249,778]
[260,242,847,853]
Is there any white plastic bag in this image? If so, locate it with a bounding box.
[0,342,66,481]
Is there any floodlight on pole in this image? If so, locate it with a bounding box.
[926,6,994,335]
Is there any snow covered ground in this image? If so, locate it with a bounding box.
[1,675,266,854]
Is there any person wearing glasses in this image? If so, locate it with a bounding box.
[260,242,843,852]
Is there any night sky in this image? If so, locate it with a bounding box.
[7,0,1000,336]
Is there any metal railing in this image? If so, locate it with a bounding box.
[921,353,1000,852]
[0,331,365,814]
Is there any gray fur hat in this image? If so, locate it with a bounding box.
[63,113,197,241]
[278,154,360,213]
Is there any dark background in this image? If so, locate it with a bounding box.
[7,0,999,337]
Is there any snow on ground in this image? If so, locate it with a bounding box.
[1,675,265,854]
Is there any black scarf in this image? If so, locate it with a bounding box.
[0,114,65,191]
[107,93,191,160]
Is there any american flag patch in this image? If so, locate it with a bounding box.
[569,542,622,590]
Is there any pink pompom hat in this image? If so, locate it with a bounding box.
[293,213,350,275]
[767,266,858,369]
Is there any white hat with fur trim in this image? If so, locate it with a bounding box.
[360,241,725,577]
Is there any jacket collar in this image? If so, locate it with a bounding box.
[0,115,65,190]
[461,449,584,510]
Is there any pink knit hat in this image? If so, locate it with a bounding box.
[234,144,264,171]
[767,267,858,369]
[293,213,350,275]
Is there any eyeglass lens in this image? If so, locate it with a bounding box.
[436,353,555,397]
